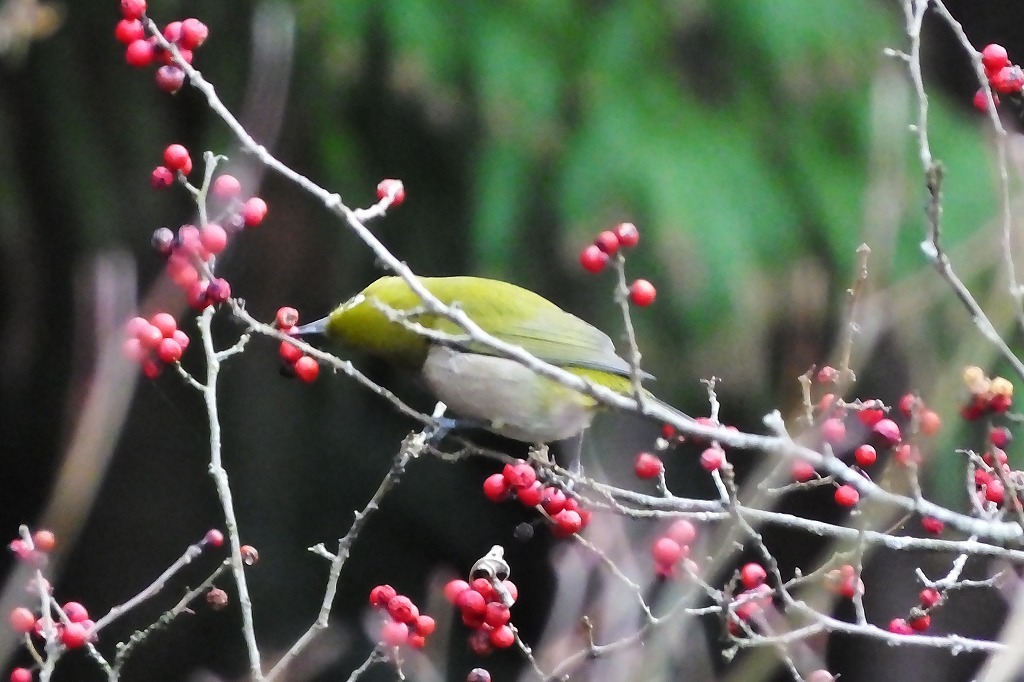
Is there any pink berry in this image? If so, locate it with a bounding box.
[293,356,319,383]
[821,417,846,445]
[156,338,182,363]
[667,519,697,545]
[151,165,174,189]
[629,279,656,306]
[172,329,190,351]
[204,529,224,547]
[9,607,35,633]
[990,426,1012,448]
[986,479,1005,504]
[386,595,419,624]
[241,197,269,227]
[61,622,89,648]
[443,579,470,604]
[791,461,816,482]
[10,669,32,682]
[376,179,405,206]
[834,485,859,507]
[276,307,300,328]
[740,563,767,589]
[921,516,944,534]
[579,244,608,273]
[898,393,917,417]
[150,312,177,337]
[32,530,55,553]
[467,669,492,682]
[115,18,144,44]
[212,174,241,199]
[992,65,1024,94]
[489,624,515,648]
[699,446,723,472]
[888,617,913,635]
[651,537,682,566]
[125,39,155,67]
[483,602,511,627]
[919,588,941,608]
[414,614,436,636]
[634,451,663,479]
[455,588,486,616]
[974,88,998,113]
[614,222,639,247]
[200,223,228,255]
[179,18,209,50]
[379,620,409,647]
[854,444,876,467]
[872,418,901,446]
[62,602,89,623]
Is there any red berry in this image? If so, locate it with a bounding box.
[241,197,268,227]
[125,38,155,67]
[791,461,816,482]
[9,607,35,633]
[872,418,901,446]
[10,669,32,682]
[613,222,639,247]
[156,337,183,364]
[489,624,515,648]
[151,165,174,189]
[293,356,319,382]
[541,487,567,515]
[122,338,145,363]
[376,179,406,206]
[155,65,185,93]
[629,279,656,306]
[982,43,1010,72]
[502,460,536,489]
[579,244,609,273]
[594,230,620,255]
[502,580,518,604]
[279,341,304,364]
[379,620,409,647]
[991,426,1012,448]
[854,444,876,467]
[516,481,543,507]
[699,446,723,472]
[909,614,930,632]
[162,21,183,43]
[834,485,859,507]
[921,516,944,534]
[31,530,55,553]
[172,329,190,351]
[200,224,228,255]
[62,602,89,623]
[634,451,663,478]
[414,614,436,636]
[816,365,839,383]
[467,628,492,655]
[120,0,146,20]
[552,509,583,536]
[990,393,1013,413]
[993,65,1024,94]
[894,443,921,466]
[985,479,1005,504]
[919,588,941,608]
[387,595,419,624]
[204,529,224,547]
[651,537,682,565]
[142,358,163,378]
[240,545,259,565]
[149,312,177,337]
[115,18,144,44]
[898,393,917,417]
[482,473,510,502]
[888,617,913,635]
[974,88,998,113]
[368,584,398,608]
[212,174,241,199]
[455,588,486,616]
[857,407,884,427]
[61,622,89,648]
[276,307,300,329]
[740,563,767,589]
[443,579,470,604]
[137,323,163,348]
[179,18,209,50]
[918,409,941,436]
[667,519,697,545]
[163,144,192,173]
[484,601,511,627]
[820,417,846,445]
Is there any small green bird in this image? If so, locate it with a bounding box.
[297,275,674,444]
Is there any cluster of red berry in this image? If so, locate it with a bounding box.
[577,222,656,306]
[273,307,320,382]
[888,585,942,635]
[823,564,863,600]
[115,0,208,94]
[728,562,773,635]
[649,519,698,577]
[960,365,1014,419]
[150,145,268,312]
[973,43,1022,112]
[368,585,435,649]
[482,460,591,537]
[122,312,190,378]
[443,577,519,654]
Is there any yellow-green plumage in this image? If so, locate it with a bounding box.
[320,275,647,442]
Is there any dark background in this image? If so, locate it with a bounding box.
[2,1,1023,680]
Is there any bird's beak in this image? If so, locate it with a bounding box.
[292,317,328,336]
